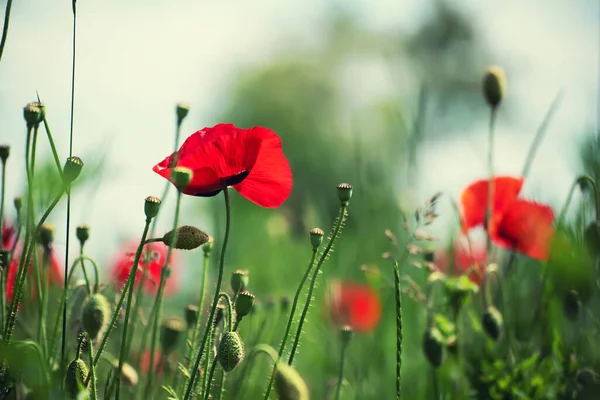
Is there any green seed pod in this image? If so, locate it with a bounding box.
[235,290,255,318]
[482,306,503,341]
[144,196,161,220]
[162,225,210,250]
[81,294,111,340]
[63,156,84,184]
[160,317,186,354]
[422,328,445,368]
[176,103,190,124]
[274,363,310,400]
[563,290,581,322]
[184,304,199,328]
[171,167,193,190]
[230,269,249,293]
[309,228,324,250]
[76,225,91,246]
[23,102,44,128]
[39,223,55,248]
[65,358,89,399]
[0,144,10,163]
[482,66,506,109]
[218,332,245,372]
[13,196,22,212]
[336,183,353,205]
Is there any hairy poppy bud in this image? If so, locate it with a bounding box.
[82,294,111,340]
[23,102,44,128]
[309,228,324,250]
[171,167,193,191]
[202,236,214,255]
[184,304,199,328]
[65,358,88,399]
[235,290,255,318]
[63,156,84,184]
[162,225,209,250]
[218,332,245,372]
[274,363,310,400]
[0,144,9,163]
[76,225,90,246]
[422,328,445,368]
[144,196,161,220]
[482,66,506,109]
[336,183,353,205]
[39,223,55,248]
[14,196,22,212]
[230,269,249,293]
[176,103,190,124]
[482,306,503,341]
[160,317,186,354]
[563,290,581,322]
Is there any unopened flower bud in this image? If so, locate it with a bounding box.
[482,306,503,341]
[309,228,324,250]
[218,332,245,372]
[336,183,353,205]
[144,196,161,220]
[422,328,445,368]
[563,290,580,322]
[39,223,55,248]
[162,225,209,250]
[482,66,506,109]
[0,145,9,163]
[230,269,249,293]
[275,362,310,400]
[340,325,353,346]
[23,103,44,128]
[160,317,186,354]
[63,156,84,184]
[82,294,111,340]
[76,225,90,246]
[171,167,193,191]
[176,103,190,124]
[184,304,199,327]
[202,236,214,256]
[235,291,255,318]
[14,196,22,212]
[65,358,88,399]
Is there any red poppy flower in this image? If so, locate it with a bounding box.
[2,220,16,249]
[460,176,555,260]
[435,238,487,286]
[5,246,63,302]
[328,281,381,332]
[110,241,178,296]
[153,124,292,208]
[137,349,164,375]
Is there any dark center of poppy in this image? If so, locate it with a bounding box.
[223,170,251,186]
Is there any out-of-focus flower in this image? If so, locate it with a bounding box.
[110,241,178,296]
[5,246,63,302]
[152,123,292,208]
[460,176,554,260]
[328,281,381,332]
[2,220,16,249]
[435,238,487,286]
[138,349,164,375]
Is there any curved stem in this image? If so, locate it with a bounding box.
[393,259,402,399]
[37,92,64,178]
[201,292,232,399]
[0,0,13,63]
[184,188,231,400]
[115,218,153,399]
[333,342,348,400]
[287,205,347,366]
[558,176,599,226]
[263,249,317,397]
[79,245,93,294]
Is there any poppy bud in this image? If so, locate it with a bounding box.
[23,103,43,128]
[482,306,503,341]
[218,331,245,372]
[340,325,353,346]
[144,196,161,220]
[171,167,193,191]
[482,66,506,109]
[63,156,84,184]
[0,144,9,163]
[274,363,310,400]
[14,196,22,212]
[65,358,89,399]
[81,294,111,340]
[160,317,186,354]
[309,228,324,250]
[184,304,199,327]
[39,223,55,248]
[422,328,445,368]
[176,103,190,124]
[76,225,90,246]
[235,290,255,318]
[280,296,290,313]
[336,183,353,205]
[230,269,249,293]
[162,225,209,250]
[563,290,581,322]
[202,236,214,256]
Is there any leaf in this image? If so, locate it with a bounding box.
[161,385,179,400]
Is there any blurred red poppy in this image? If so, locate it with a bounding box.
[328,281,381,332]
[110,241,177,296]
[5,246,63,302]
[435,239,487,286]
[2,220,16,249]
[137,349,164,375]
[153,123,292,208]
[460,176,555,260]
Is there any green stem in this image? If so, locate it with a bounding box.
[88,335,98,400]
[199,313,215,396]
[184,188,232,400]
[482,108,497,310]
[393,260,402,399]
[37,93,64,178]
[0,159,6,330]
[202,293,232,400]
[115,218,154,399]
[79,245,93,294]
[203,356,219,400]
[0,0,13,63]
[142,191,184,399]
[32,246,46,356]
[263,249,317,398]
[333,342,348,400]
[287,205,348,366]
[432,368,440,400]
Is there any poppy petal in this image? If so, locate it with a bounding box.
[329,282,381,332]
[495,200,555,260]
[233,127,292,208]
[460,176,524,231]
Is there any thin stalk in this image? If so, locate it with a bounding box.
[141,191,184,399]
[287,205,348,366]
[88,336,98,400]
[432,368,441,400]
[0,0,13,63]
[202,293,232,400]
[37,92,64,177]
[203,355,219,400]
[393,259,402,399]
[184,188,232,400]
[484,108,497,260]
[263,249,317,397]
[32,246,46,357]
[186,251,211,369]
[0,158,7,330]
[199,314,215,396]
[115,218,153,399]
[333,341,348,400]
